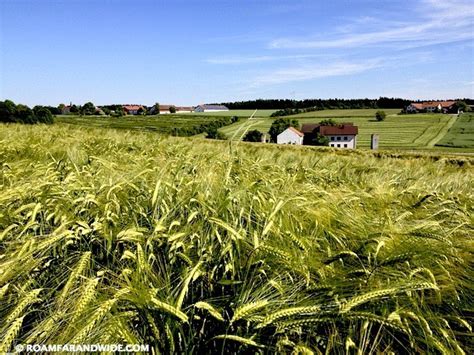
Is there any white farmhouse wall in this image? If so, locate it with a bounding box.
[277,129,303,145]
[328,135,356,149]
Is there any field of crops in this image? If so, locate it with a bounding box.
[191,109,276,117]
[221,110,458,149]
[436,113,474,149]
[0,124,473,353]
[56,114,235,135]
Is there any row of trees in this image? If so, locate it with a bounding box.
[0,100,54,124]
[217,97,412,110]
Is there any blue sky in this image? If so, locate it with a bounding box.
[0,0,473,106]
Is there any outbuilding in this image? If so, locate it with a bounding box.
[276,127,304,145]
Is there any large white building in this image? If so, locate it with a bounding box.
[194,104,229,112]
[277,127,304,145]
[301,123,358,149]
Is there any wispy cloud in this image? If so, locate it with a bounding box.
[269,0,474,49]
[248,52,434,87]
[250,59,383,87]
[205,54,327,65]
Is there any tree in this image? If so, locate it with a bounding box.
[455,101,469,113]
[15,104,35,124]
[312,133,330,146]
[0,100,17,122]
[243,129,263,142]
[152,103,160,115]
[58,103,65,113]
[319,119,337,126]
[375,110,386,121]
[169,105,176,114]
[268,117,299,142]
[115,106,124,117]
[206,127,227,140]
[102,107,111,115]
[33,106,54,124]
[70,104,79,113]
[81,102,96,115]
[137,107,146,115]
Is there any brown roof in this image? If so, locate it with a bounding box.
[301,123,358,136]
[287,126,304,137]
[123,105,143,111]
[410,101,456,109]
[300,123,320,134]
[319,125,358,135]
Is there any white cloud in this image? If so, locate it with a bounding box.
[269,0,474,50]
[250,59,383,87]
[205,54,328,65]
[248,52,434,87]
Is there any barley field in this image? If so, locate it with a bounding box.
[0,124,473,354]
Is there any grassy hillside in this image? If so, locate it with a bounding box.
[221,110,458,149]
[56,114,236,136]
[191,109,276,117]
[436,113,474,148]
[0,124,472,353]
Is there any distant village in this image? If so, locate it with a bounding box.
[60,103,229,116]
[53,99,471,151]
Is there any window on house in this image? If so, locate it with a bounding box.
[331,137,335,141]
[337,144,340,148]
[344,144,348,148]
[337,137,341,141]
[343,136,348,141]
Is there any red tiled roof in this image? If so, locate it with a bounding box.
[123,105,143,111]
[410,101,456,109]
[319,125,358,135]
[301,123,358,136]
[287,126,304,137]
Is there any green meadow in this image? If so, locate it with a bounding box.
[221,110,461,150]
[436,112,474,149]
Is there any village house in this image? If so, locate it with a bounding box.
[277,127,304,145]
[302,123,358,149]
[405,101,457,113]
[194,104,229,112]
[277,123,359,149]
[158,105,194,114]
[123,104,145,115]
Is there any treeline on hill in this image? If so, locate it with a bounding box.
[0,100,54,124]
[217,97,412,110]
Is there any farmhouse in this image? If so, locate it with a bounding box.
[123,104,144,115]
[301,123,358,149]
[405,101,457,113]
[276,123,358,149]
[61,105,71,114]
[277,127,304,145]
[194,104,229,112]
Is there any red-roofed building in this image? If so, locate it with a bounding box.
[302,123,358,149]
[123,104,145,115]
[406,101,457,113]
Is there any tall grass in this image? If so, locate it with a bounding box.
[0,124,473,353]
